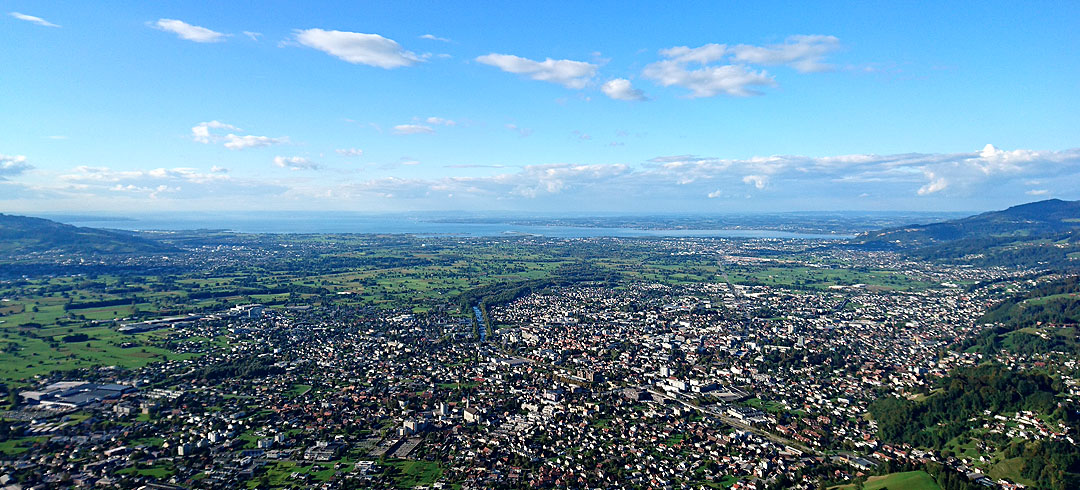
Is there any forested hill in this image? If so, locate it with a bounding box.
[854,199,1080,269]
[0,213,174,256]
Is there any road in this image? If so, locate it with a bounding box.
[647,387,819,456]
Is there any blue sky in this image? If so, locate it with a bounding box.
[2,1,1079,213]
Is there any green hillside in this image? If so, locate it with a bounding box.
[0,213,174,256]
[855,199,1080,269]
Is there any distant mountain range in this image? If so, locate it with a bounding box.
[0,213,174,256]
[855,199,1080,269]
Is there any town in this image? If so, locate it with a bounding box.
[1,231,1075,489]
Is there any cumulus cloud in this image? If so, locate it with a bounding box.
[643,35,840,97]
[917,172,948,195]
[273,156,320,171]
[742,175,769,189]
[601,78,648,101]
[295,29,423,68]
[152,19,227,43]
[393,124,435,135]
[191,121,287,150]
[336,148,364,157]
[1026,189,1049,196]
[9,12,60,28]
[476,53,597,89]
[0,154,33,179]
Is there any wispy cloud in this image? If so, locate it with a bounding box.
[9,12,60,28]
[643,58,774,97]
[224,134,287,150]
[393,124,435,135]
[15,145,1078,211]
[191,121,288,150]
[273,156,320,171]
[420,34,451,42]
[505,124,533,137]
[730,35,841,73]
[476,53,597,89]
[152,19,227,43]
[424,117,456,126]
[336,148,364,157]
[294,29,423,68]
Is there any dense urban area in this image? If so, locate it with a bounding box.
[0,202,1078,489]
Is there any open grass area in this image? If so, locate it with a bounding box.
[384,459,442,488]
[831,471,941,490]
[988,457,1038,487]
[117,464,174,479]
[0,436,49,455]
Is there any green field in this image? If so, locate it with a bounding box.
[0,234,936,387]
[384,459,443,488]
[831,471,942,490]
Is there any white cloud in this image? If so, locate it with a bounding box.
[9,12,60,28]
[643,60,774,97]
[917,172,948,195]
[424,117,456,126]
[273,156,320,171]
[294,29,423,68]
[60,166,231,185]
[336,148,364,157]
[152,19,227,43]
[192,121,287,150]
[643,35,840,97]
[647,144,1080,199]
[659,44,728,64]
[742,175,769,189]
[476,53,597,89]
[394,124,435,135]
[420,34,451,42]
[224,134,287,150]
[0,154,33,179]
[17,145,1079,211]
[731,35,841,73]
[601,78,647,101]
[191,121,238,143]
